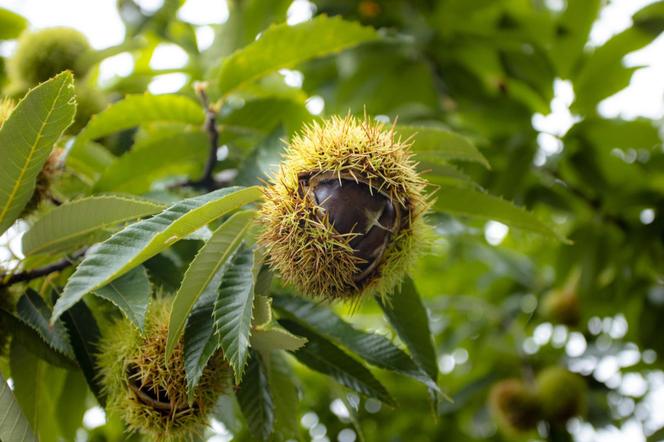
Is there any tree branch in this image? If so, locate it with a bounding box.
[186,83,220,192]
[0,250,85,288]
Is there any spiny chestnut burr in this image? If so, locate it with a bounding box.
[7,27,92,90]
[259,115,430,300]
[97,298,231,441]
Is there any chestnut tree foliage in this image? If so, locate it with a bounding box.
[1,1,663,441]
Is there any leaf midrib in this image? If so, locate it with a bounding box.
[0,78,68,227]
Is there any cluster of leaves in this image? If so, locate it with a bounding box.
[0,0,663,441]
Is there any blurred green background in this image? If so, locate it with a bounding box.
[1,0,664,441]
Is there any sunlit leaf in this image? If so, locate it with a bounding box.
[22,195,165,256]
[397,126,489,168]
[212,15,378,97]
[72,94,204,152]
[167,210,256,358]
[51,186,262,323]
[93,131,209,193]
[0,71,76,234]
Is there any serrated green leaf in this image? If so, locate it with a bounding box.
[183,265,225,400]
[51,186,262,322]
[94,266,151,330]
[213,248,255,382]
[273,295,438,391]
[0,372,37,442]
[0,308,75,369]
[376,278,438,382]
[16,290,74,359]
[0,7,27,40]
[213,15,378,97]
[397,125,489,169]
[237,351,274,442]
[60,299,105,406]
[422,162,478,189]
[93,131,209,194]
[167,210,256,358]
[279,319,396,406]
[22,195,165,256]
[72,94,204,152]
[433,186,566,241]
[250,328,307,354]
[0,71,76,235]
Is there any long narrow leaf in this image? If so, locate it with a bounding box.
[0,72,76,234]
[16,290,74,359]
[213,15,378,97]
[0,373,37,442]
[433,186,567,242]
[273,294,438,391]
[213,248,256,382]
[72,94,204,152]
[22,195,164,256]
[397,126,489,168]
[167,210,256,358]
[376,278,438,382]
[280,319,396,406]
[51,186,262,323]
[237,351,274,442]
[183,265,225,399]
[60,299,106,406]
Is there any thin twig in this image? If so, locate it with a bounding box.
[186,83,220,192]
[0,250,85,288]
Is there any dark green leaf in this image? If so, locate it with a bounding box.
[94,266,151,330]
[183,265,225,399]
[16,290,74,359]
[273,294,438,391]
[60,300,106,406]
[376,278,438,382]
[433,186,566,241]
[279,319,396,406]
[213,248,255,382]
[236,351,274,442]
[0,308,75,368]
